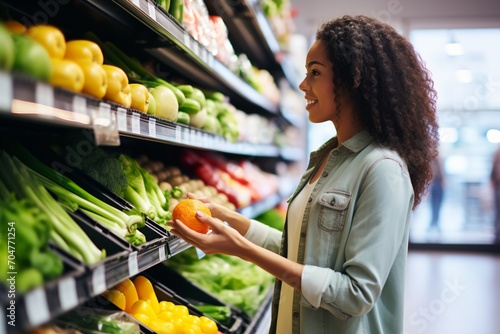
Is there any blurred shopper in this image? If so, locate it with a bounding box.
[491,145,500,243]
[169,15,439,334]
[429,155,446,231]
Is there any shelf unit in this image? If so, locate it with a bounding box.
[0,0,303,333]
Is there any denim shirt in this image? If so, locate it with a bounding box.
[245,130,414,333]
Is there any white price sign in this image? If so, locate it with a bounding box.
[25,288,50,326]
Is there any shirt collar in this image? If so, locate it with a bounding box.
[342,129,374,153]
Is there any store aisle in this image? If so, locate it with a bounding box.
[404,250,500,334]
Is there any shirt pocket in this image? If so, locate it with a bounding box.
[317,191,351,231]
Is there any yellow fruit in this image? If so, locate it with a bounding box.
[159,300,176,313]
[149,318,176,334]
[74,60,107,99]
[158,311,174,322]
[199,316,218,334]
[129,83,150,113]
[102,289,126,310]
[129,299,157,320]
[180,323,202,334]
[64,40,104,64]
[25,24,66,59]
[171,304,190,318]
[131,312,151,326]
[184,315,201,326]
[102,64,131,107]
[49,58,84,93]
[133,276,160,315]
[4,20,26,34]
[172,199,212,234]
[113,278,139,313]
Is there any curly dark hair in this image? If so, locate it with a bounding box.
[316,15,439,208]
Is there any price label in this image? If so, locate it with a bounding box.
[117,107,128,131]
[131,112,141,134]
[25,288,50,326]
[128,252,139,276]
[159,245,166,262]
[175,125,181,142]
[183,34,191,50]
[0,72,12,112]
[58,277,78,310]
[193,42,199,57]
[72,95,87,115]
[148,117,156,137]
[35,82,54,107]
[147,1,156,20]
[92,265,106,295]
[207,54,214,68]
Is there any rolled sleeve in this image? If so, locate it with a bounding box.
[301,265,333,308]
[244,219,282,253]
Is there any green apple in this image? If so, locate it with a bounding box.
[149,85,178,121]
[11,33,51,81]
[0,24,14,70]
[147,91,156,116]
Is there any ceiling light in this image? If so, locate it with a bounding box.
[445,42,464,56]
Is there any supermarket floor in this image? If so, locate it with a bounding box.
[403,250,500,334]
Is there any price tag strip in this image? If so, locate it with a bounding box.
[0,72,12,112]
[35,82,54,108]
[92,265,106,295]
[128,252,139,276]
[131,112,141,134]
[159,245,167,262]
[92,103,120,146]
[58,277,79,311]
[25,288,50,326]
[116,107,128,131]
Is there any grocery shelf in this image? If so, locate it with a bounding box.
[206,0,300,90]
[87,0,281,116]
[0,71,290,158]
[0,0,303,331]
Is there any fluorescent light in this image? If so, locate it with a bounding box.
[445,42,464,56]
[486,129,500,143]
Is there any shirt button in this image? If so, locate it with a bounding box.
[322,171,328,177]
[332,151,339,156]
[301,232,306,238]
[293,312,299,318]
[308,197,312,203]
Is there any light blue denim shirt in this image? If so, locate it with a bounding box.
[245,130,414,333]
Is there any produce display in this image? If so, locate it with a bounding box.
[104,276,219,334]
[180,151,279,209]
[0,20,245,140]
[164,248,275,318]
[0,147,105,267]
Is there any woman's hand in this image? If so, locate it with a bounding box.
[185,192,251,236]
[167,211,249,257]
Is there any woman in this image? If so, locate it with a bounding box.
[168,15,439,333]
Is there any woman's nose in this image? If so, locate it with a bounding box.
[299,77,308,92]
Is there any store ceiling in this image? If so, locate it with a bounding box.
[289,0,500,37]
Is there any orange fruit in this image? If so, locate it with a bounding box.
[172,199,211,234]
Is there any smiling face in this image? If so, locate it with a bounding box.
[299,40,337,124]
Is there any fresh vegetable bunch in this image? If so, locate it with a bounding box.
[164,248,275,317]
[0,149,104,267]
[0,195,63,293]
